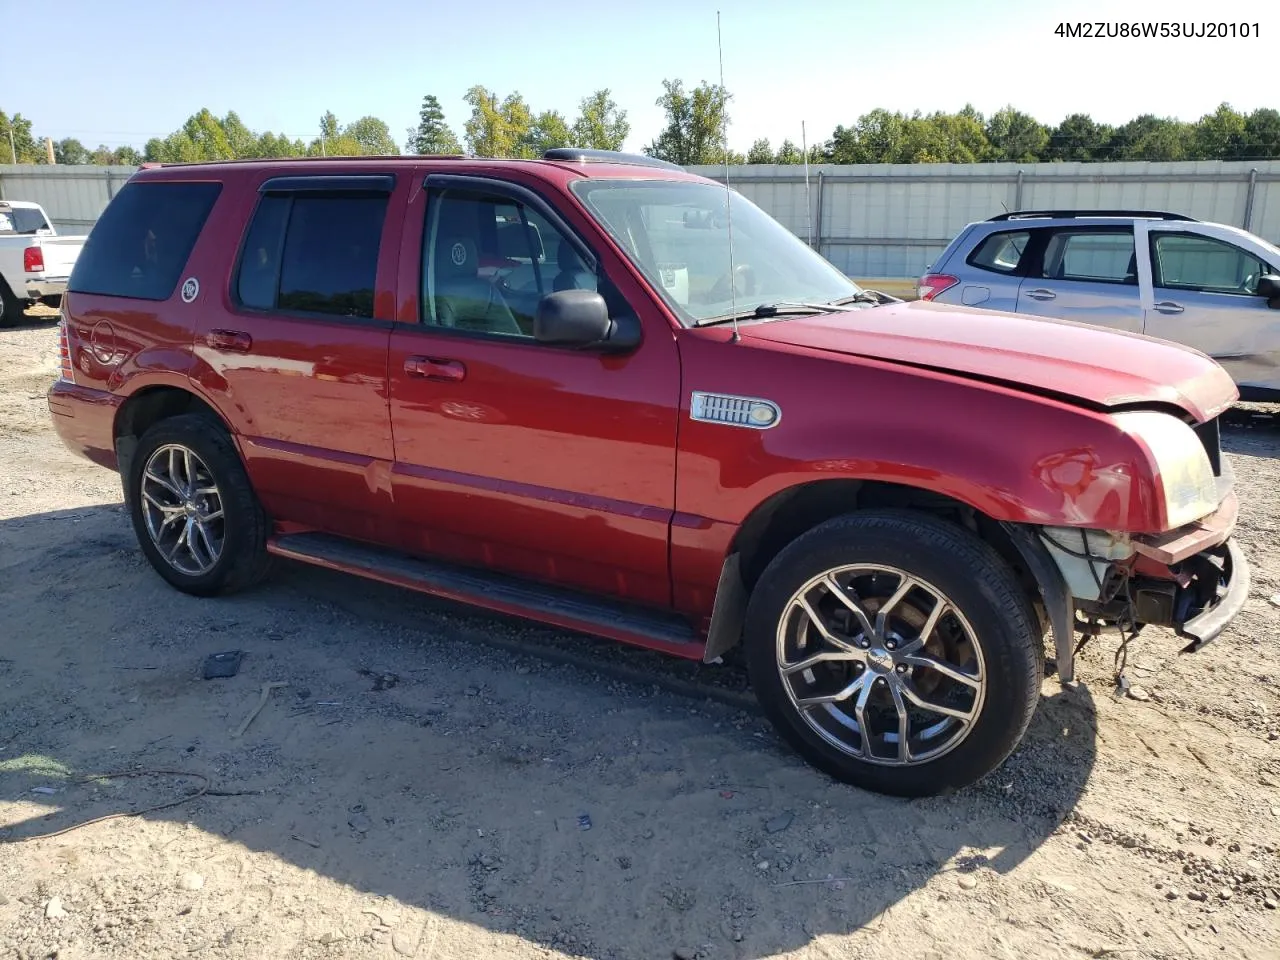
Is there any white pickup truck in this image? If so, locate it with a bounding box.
[0,200,86,325]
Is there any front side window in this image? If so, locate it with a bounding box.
[69,181,222,301]
[1040,229,1136,285]
[570,179,861,325]
[235,192,387,318]
[422,187,604,338]
[1152,232,1271,295]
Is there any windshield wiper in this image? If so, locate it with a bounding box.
[694,301,858,327]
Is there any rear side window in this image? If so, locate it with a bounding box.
[1039,229,1136,285]
[68,181,221,301]
[235,193,387,319]
[966,230,1030,274]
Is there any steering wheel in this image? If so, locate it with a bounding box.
[708,263,757,302]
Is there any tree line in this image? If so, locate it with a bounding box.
[4,88,1280,168]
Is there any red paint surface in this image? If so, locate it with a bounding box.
[49,156,1240,646]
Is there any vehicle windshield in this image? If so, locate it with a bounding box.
[570,179,861,325]
[0,206,51,235]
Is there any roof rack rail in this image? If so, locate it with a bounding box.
[987,209,1197,222]
[542,148,683,171]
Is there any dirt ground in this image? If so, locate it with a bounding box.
[2,310,1279,960]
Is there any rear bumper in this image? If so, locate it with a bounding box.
[25,277,68,299]
[47,380,122,470]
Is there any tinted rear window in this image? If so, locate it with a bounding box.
[966,230,1030,274]
[235,192,387,319]
[69,181,221,301]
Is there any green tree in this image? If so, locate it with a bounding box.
[0,111,42,163]
[571,89,629,151]
[926,109,990,162]
[1109,115,1193,161]
[774,139,803,164]
[985,106,1049,162]
[462,86,533,157]
[523,110,573,155]
[344,116,399,155]
[1242,108,1280,160]
[1191,102,1246,160]
[407,94,462,154]
[746,137,773,163]
[54,138,90,164]
[644,79,730,165]
[1046,113,1114,161]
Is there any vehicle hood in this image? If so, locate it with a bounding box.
[742,299,1237,422]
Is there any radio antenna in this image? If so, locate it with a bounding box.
[717,10,741,343]
[802,120,813,247]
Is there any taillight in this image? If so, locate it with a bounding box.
[57,310,75,383]
[24,246,45,273]
[917,273,959,301]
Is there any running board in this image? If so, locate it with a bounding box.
[267,532,706,659]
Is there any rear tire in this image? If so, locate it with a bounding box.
[127,414,273,596]
[744,509,1042,798]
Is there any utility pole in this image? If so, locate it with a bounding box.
[7,128,16,164]
[45,137,56,164]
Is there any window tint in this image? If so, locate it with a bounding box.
[967,230,1029,274]
[1040,229,1136,285]
[1152,232,1270,295]
[0,205,50,234]
[68,181,221,301]
[234,193,387,318]
[422,187,603,338]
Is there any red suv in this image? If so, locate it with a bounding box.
[48,149,1249,797]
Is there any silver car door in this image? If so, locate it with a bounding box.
[1141,222,1280,397]
[1014,226,1144,332]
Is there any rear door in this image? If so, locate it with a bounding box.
[1015,226,1144,332]
[1140,222,1280,395]
[191,172,405,542]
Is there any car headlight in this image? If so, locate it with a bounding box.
[1113,410,1218,530]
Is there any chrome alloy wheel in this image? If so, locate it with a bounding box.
[775,564,987,766]
[140,443,225,576]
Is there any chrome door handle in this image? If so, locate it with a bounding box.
[205,329,253,352]
[405,356,466,381]
[1024,289,1057,301]
[1153,301,1184,314]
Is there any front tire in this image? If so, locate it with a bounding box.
[744,510,1042,797]
[127,414,272,596]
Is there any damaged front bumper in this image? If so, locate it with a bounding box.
[1004,493,1252,683]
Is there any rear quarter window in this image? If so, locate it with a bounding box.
[68,181,222,301]
[966,230,1030,275]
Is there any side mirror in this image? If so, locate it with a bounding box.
[1256,274,1280,301]
[534,289,614,347]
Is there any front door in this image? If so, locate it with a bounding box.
[386,174,681,608]
[192,173,405,542]
[1015,226,1144,333]
[1141,225,1280,396]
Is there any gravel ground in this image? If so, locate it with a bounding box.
[2,311,1279,960]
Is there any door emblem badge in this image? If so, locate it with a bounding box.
[451,243,468,266]
[180,277,200,303]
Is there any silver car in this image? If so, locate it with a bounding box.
[919,210,1280,401]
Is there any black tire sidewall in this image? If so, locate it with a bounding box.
[127,414,267,597]
[744,510,1042,797]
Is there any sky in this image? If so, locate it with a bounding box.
[5,0,1275,156]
